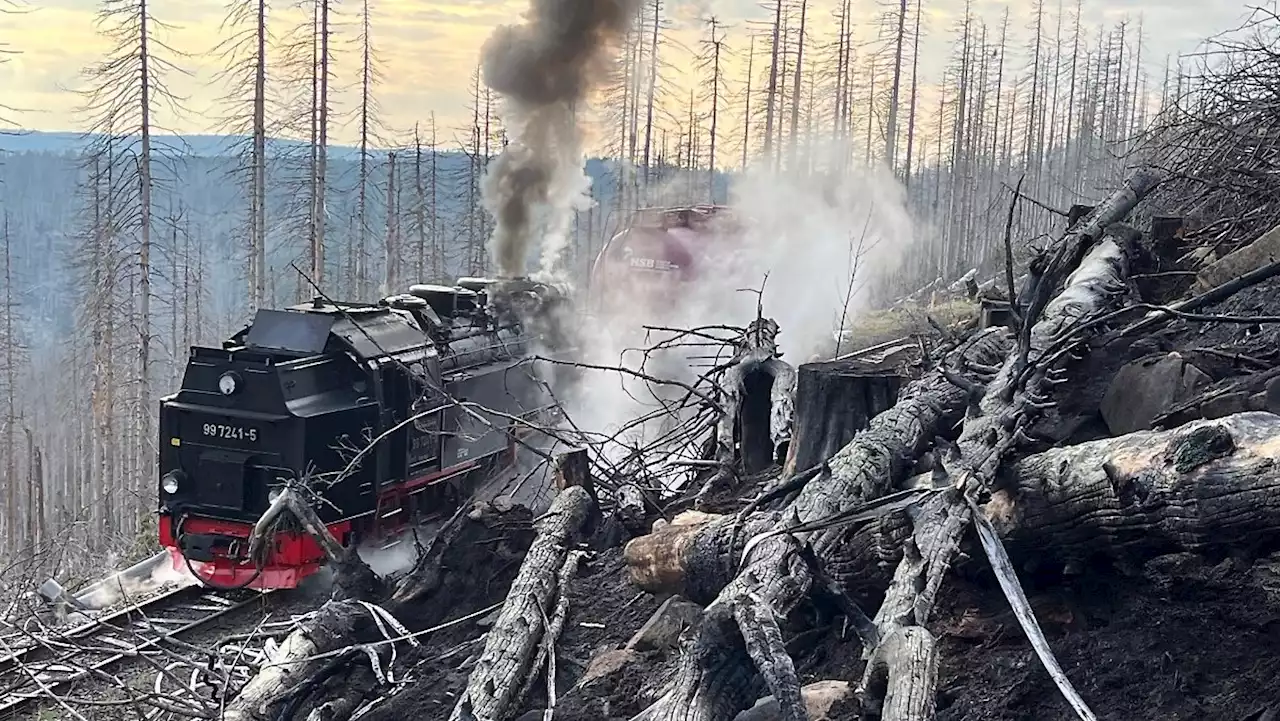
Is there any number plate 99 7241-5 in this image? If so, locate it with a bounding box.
[201,422,259,443]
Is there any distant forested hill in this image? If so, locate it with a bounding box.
[0,131,728,352]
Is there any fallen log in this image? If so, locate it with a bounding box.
[451,484,596,721]
[837,412,1280,617]
[858,168,1164,720]
[991,411,1280,561]
[624,327,1011,721]
[223,598,385,721]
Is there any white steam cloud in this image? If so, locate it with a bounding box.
[563,140,916,484]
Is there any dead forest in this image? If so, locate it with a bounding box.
[0,0,1212,583]
[4,0,1280,719]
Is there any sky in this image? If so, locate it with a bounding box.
[0,0,1261,149]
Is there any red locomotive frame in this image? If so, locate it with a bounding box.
[161,444,512,591]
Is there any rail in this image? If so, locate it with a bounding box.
[0,584,274,717]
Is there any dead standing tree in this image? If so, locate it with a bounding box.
[693,317,797,509]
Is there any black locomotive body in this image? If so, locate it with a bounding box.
[157,277,570,590]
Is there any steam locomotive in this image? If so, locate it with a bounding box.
[157,277,571,590]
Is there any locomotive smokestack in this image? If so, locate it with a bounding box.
[479,0,639,280]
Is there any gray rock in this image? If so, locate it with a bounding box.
[734,680,853,721]
[577,648,642,686]
[625,596,703,652]
[1200,390,1252,420]
[1101,352,1210,434]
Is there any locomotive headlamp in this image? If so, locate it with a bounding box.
[218,371,241,396]
[162,472,180,495]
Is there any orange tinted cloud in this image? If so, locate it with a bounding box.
[0,0,1253,147]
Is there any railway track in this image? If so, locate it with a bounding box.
[0,584,273,718]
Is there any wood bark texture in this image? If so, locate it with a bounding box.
[696,318,797,507]
[783,362,902,478]
[858,168,1165,720]
[991,411,1280,560]
[627,327,1011,721]
[450,485,595,721]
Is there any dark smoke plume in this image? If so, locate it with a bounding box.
[481,0,640,280]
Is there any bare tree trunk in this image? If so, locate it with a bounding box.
[706,17,721,202]
[357,0,373,298]
[25,428,44,556]
[741,34,753,171]
[429,115,440,280]
[251,0,267,312]
[886,0,907,170]
[314,0,330,288]
[137,0,154,536]
[385,151,399,292]
[763,0,782,164]
[413,123,427,282]
[786,0,806,169]
[2,212,14,557]
[903,0,921,185]
[641,0,660,200]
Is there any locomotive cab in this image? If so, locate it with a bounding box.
[159,283,565,590]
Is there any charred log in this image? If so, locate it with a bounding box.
[625,327,1011,721]
[450,480,597,720]
[858,168,1164,720]
[991,411,1280,562]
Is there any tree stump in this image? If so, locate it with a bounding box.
[783,362,902,478]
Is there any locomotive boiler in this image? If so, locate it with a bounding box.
[157,277,571,590]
